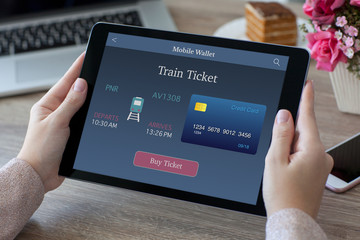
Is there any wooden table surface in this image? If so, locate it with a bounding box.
[0,0,359,239]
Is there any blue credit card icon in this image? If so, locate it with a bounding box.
[181,94,267,154]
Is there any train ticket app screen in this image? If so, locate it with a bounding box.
[73,33,288,205]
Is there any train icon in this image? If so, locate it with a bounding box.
[127,97,144,122]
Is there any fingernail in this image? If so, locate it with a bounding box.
[310,80,314,92]
[74,78,85,92]
[277,110,290,124]
[306,79,314,92]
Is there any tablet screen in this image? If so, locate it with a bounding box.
[71,31,289,207]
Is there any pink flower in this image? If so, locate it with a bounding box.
[335,30,343,40]
[345,47,355,58]
[307,29,347,71]
[355,39,360,52]
[350,0,360,7]
[338,42,347,52]
[313,22,322,32]
[304,0,345,25]
[345,36,354,47]
[303,0,315,17]
[345,26,358,37]
[336,16,347,27]
[321,24,331,31]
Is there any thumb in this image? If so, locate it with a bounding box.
[53,78,88,126]
[266,109,295,165]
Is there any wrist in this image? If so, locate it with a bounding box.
[266,199,319,219]
[17,151,44,181]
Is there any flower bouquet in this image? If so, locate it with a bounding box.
[303,0,360,114]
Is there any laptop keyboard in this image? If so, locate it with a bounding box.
[0,11,142,56]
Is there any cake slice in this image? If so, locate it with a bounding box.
[245,2,298,46]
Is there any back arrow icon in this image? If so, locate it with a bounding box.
[112,38,117,42]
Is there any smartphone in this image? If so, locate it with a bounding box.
[326,132,360,193]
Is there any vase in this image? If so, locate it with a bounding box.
[329,62,360,115]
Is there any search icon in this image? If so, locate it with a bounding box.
[273,58,280,67]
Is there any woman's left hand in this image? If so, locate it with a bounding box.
[18,53,88,192]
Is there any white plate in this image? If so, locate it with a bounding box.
[213,17,310,49]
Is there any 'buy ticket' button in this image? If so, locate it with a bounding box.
[133,151,199,177]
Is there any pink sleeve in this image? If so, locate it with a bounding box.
[0,158,45,239]
[266,208,328,240]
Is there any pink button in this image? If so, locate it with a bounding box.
[133,151,199,177]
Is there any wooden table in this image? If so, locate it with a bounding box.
[0,1,359,239]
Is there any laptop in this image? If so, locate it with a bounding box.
[0,0,176,97]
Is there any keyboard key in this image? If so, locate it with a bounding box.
[4,30,12,39]
[1,38,9,48]
[0,45,10,56]
[34,38,42,48]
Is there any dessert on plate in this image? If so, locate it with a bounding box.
[245,2,298,46]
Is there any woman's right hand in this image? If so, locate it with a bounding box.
[263,80,334,219]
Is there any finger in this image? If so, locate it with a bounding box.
[297,80,321,142]
[52,78,87,127]
[325,153,334,173]
[266,109,295,165]
[38,52,85,111]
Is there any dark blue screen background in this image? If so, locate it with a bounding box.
[73,42,286,205]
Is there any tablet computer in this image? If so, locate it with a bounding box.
[59,23,310,216]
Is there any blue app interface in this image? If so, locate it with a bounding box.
[73,33,289,205]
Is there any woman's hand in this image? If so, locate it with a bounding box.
[18,53,88,192]
[263,80,333,219]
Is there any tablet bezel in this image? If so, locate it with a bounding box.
[59,23,310,216]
